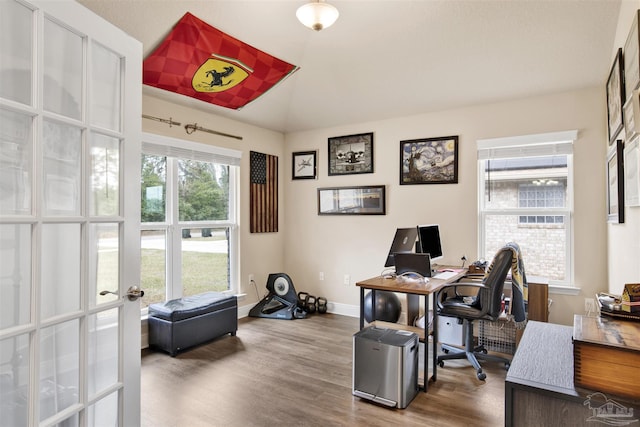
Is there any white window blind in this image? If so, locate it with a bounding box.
[142,133,241,166]
[477,130,577,160]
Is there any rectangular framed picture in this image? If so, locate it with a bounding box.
[292,150,317,180]
[625,137,639,207]
[607,140,625,224]
[328,132,373,175]
[607,48,625,145]
[623,93,639,140]
[625,10,640,97]
[400,135,458,185]
[317,185,385,215]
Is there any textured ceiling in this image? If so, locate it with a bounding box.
[78,0,621,134]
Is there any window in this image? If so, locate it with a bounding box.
[140,134,240,308]
[519,183,565,224]
[477,131,576,287]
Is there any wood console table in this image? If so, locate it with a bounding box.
[505,320,640,426]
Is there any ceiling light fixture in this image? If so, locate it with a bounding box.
[296,0,339,31]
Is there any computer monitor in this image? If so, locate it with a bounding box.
[384,227,418,267]
[416,224,443,262]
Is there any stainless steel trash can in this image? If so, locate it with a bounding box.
[352,326,419,409]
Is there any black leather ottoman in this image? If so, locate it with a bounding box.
[148,292,237,356]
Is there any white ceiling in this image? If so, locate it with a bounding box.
[78,0,621,134]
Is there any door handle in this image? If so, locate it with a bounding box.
[126,285,145,301]
[99,286,145,301]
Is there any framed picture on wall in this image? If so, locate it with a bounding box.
[328,132,374,176]
[292,150,317,180]
[607,139,625,224]
[317,185,385,215]
[623,93,640,140]
[607,48,625,145]
[399,135,458,185]
[625,137,640,207]
[625,10,640,98]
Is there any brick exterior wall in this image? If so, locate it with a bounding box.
[483,181,566,281]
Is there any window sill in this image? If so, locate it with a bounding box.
[549,285,581,296]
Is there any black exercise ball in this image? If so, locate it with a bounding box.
[363,291,402,323]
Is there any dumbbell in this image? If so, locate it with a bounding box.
[316,297,328,314]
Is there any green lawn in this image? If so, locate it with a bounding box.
[97,236,229,307]
[141,247,229,307]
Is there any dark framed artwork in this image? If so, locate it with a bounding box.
[317,185,385,215]
[400,135,458,185]
[607,140,625,224]
[623,94,639,140]
[328,132,373,175]
[625,137,639,207]
[625,10,640,98]
[607,48,625,145]
[292,150,317,180]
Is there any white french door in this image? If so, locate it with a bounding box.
[0,1,142,425]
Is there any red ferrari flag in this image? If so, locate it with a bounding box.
[143,12,299,110]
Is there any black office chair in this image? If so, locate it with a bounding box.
[435,246,515,380]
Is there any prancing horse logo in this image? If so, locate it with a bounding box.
[192,56,250,93]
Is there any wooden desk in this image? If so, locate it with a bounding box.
[356,269,467,392]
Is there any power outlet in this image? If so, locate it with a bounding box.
[343,274,351,286]
[584,297,596,313]
[248,274,254,285]
[319,272,324,281]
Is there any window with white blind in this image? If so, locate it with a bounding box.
[477,131,576,287]
[140,133,241,308]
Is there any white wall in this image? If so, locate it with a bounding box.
[608,1,640,294]
[284,87,608,326]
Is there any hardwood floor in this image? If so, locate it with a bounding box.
[141,314,507,427]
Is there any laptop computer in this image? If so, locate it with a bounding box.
[393,252,432,278]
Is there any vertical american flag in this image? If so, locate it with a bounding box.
[250,151,278,233]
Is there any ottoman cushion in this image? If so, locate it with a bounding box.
[149,292,236,322]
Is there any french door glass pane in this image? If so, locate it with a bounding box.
[43,120,82,216]
[88,308,118,397]
[92,223,119,306]
[182,227,229,296]
[39,319,79,422]
[0,224,31,329]
[140,229,166,308]
[43,17,82,120]
[0,333,30,426]
[483,213,567,281]
[41,223,81,319]
[0,109,33,215]
[87,392,118,427]
[141,155,166,222]
[178,160,229,221]
[0,0,32,105]
[91,42,121,131]
[90,133,120,217]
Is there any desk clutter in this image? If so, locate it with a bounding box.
[596,285,640,321]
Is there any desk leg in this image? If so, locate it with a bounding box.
[359,287,365,330]
[431,292,438,383]
[423,294,429,392]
